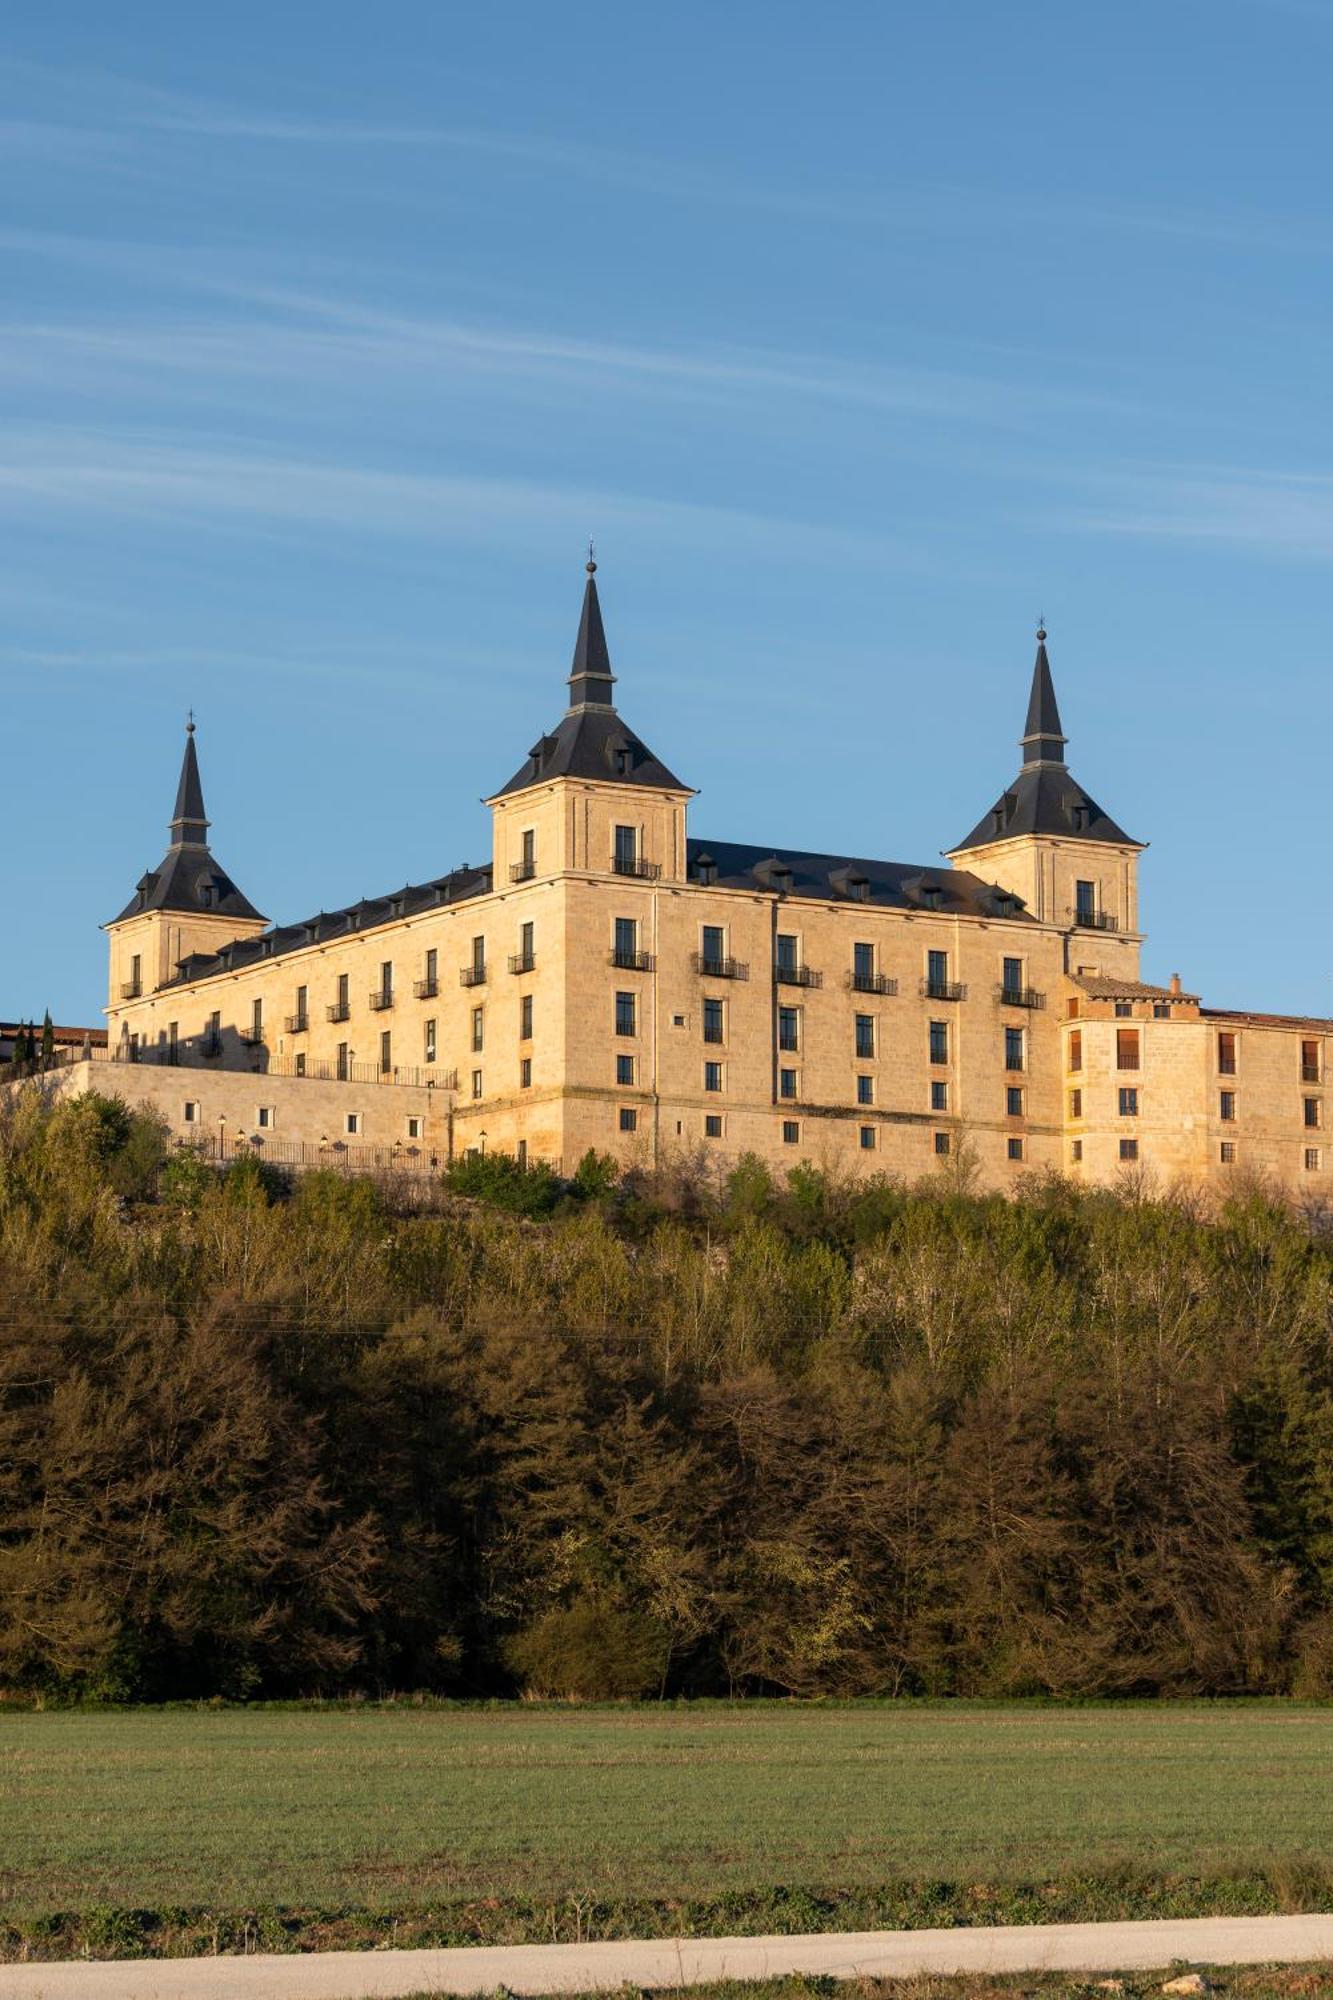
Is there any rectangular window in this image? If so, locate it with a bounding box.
[251,996,264,1037]
[1070,1088,1083,1119]
[1005,1026,1025,1071]
[1217,1031,1237,1074]
[183,1100,199,1123]
[1116,1029,1140,1071]
[424,1018,437,1063]
[931,1079,948,1111]
[704,1113,723,1139]
[855,1013,875,1059]
[1119,1086,1139,1117]
[519,920,534,964]
[615,990,636,1036]
[859,1125,876,1151]
[1119,1138,1139,1162]
[346,1112,360,1136]
[471,1007,484,1052]
[704,1061,724,1093]
[929,1019,949,1064]
[782,1120,800,1145]
[1220,1141,1236,1164]
[619,1106,638,1132]
[336,1042,349,1081]
[130,952,141,991]
[257,1105,274,1129]
[380,1030,392,1073]
[934,1131,951,1156]
[1076,879,1097,923]
[521,828,535,873]
[616,1053,635,1086]
[1302,1039,1321,1083]
[516,1139,528,1170]
[1114,1000,1132,1018]
[337,972,349,1010]
[379,960,393,1002]
[407,1116,422,1140]
[704,997,725,1044]
[1001,955,1023,997]
[1220,1090,1236,1122]
[1071,1138,1083,1163]
[1068,1029,1082,1073]
[1153,1002,1170,1018]
[701,924,725,967]
[1306,1147,1322,1172]
[1305,1098,1323,1129]
[424,948,437,989]
[614,916,638,961]
[613,824,638,872]
[1006,1085,1024,1117]
[853,941,874,982]
[778,1004,799,1052]
[471,935,486,976]
[294,1053,306,1077]
[471,1069,482,1100]
[520,994,533,1040]
[775,932,798,974]
[857,1074,874,1105]
[779,1067,797,1099]
[1007,1137,1025,1162]
[927,948,948,991]
[294,984,307,1023]
[520,1056,532,1089]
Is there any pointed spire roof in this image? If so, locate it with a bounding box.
[951,626,1141,854]
[492,554,690,799]
[111,719,265,925]
[1020,628,1067,766]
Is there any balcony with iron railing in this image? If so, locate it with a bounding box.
[368,989,395,1012]
[848,971,898,996]
[775,964,823,988]
[119,981,142,1001]
[200,1033,222,1058]
[508,952,536,975]
[459,964,487,988]
[610,854,661,880]
[327,1001,351,1022]
[238,1027,266,1046]
[610,948,655,972]
[413,977,438,1000]
[284,1012,309,1035]
[1071,907,1120,932]
[691,953,749,980]
[509,860,537,883]
[920,978,968,1002]
[997,984,1045,1010]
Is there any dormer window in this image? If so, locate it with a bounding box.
[694,852,718,886]
[773,866,792,894]
[920,885,944,910]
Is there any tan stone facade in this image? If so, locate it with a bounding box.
[86,584,1328,1198]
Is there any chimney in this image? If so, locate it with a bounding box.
[1169,972,1182,997]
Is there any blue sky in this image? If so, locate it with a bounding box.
[5,0,1332,1021]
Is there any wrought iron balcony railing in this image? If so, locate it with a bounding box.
[508,952,536,975]
[849,972,898,995]
[368,990,394,1011]
[1071,908,1120,932]
[610,854,661,879]
[326,1000,351,1022]
[509,860,537,883]
[459,965,487,987]
[775,964,822,988]
[921,978,968,1002]
[610,948,655,972]
[998,984,1045,1010]
[119,981,142,1000]
[284,1013,309,1035]
[413,977,438,999]
[691,953,749,980]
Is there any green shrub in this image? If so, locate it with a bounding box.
[505,1601,669,1699]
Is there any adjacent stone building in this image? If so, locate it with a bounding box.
[86,563,1327,1192]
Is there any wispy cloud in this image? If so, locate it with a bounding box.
[1057,466,1333,557]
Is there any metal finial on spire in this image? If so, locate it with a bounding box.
[586,538,597,575]
[1036,615,1046,643]
[186,708,196,734]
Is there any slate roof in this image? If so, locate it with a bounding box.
[113,725,266,926]
[492,565,689,799]
[686,838,1034,920]
[160,862,493,989]
[953,632,1141,854]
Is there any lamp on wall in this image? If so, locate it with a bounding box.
[479,1129,488,1157]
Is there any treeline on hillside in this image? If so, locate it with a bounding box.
[2,1087,1333,1703]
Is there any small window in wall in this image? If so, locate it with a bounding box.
[1301,1039,1322,1083]
[1005,1027,1025,1071]
[1075,879,1097,924]
[1070,1139,1083,1163]
[1119,1137,1139,1161]
[1153,1003,1170,1019]
[616,1053,635,1086]
[520,1057,532,1089]
[619,1106,638,1132]
[857,1074,874,1105]
[775,932,799,974]
[929,1020,949,1064]
[671,1013,687,1029]
[1001,955,1023,997]
[251,997,264,1037]
[1305,1098,1323,1129]
[934,1131,951,1156]
[1306,1147,1322,1172]
[779,1067,797,1100]
[1119,1087,1139,1117]
[1220,1141,1236,1164]
[1220,1090,1236,1122]
[471,1069,482,1099]
[406,1116,423,1140]
[1068,1029,1083,1073]
[782,1120,800,1145]
[336,1042,349,1081]
[471,1007,484,1052]
[931,1079,948,1111]
[1007,1086,1024,1117]
[855,1014,875,1059]
[1116,1029,1140,1071]
[1069,1088,1083,1119]
[520,994,533,1040]
[425,1018,437,1063]
[295,1053,306,1077]
[778,1005,799,1052]
[257,1105,275,1129]
[701,924,725,966]
[704,1061,724,1093]
[1114,1000,1133,1018]
[1007,1137,1025,1162]
[704,1114,723,1139]
[615,991,637,1036]
[380,1030,392,1074]
[183,1100,200,1123]
[346,1112,360,1136]
[704,998,725,1045]
[859,1125,876,1151]
[1217,1031,1237,1074]
[521,828,535,874]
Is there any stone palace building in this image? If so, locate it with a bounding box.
[70,562,1330,1190]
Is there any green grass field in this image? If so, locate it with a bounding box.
[4,1701,1333,1924]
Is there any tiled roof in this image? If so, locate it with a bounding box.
[1071,975,1199,1002]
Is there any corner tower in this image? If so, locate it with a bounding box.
[485,555,694,885]
[947,628,1145,958]
[105,720,266,1015]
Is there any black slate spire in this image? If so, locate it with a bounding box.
[566,551,617,712]
[1020,627,1067,767]
[169,717,210,846]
